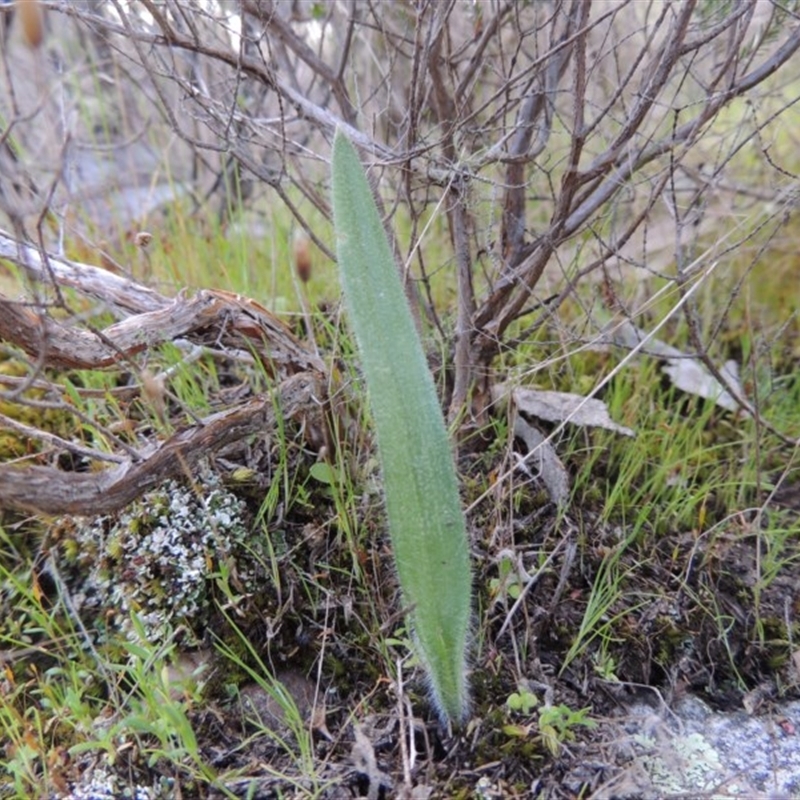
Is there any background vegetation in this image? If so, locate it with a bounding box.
[0,1,799,797]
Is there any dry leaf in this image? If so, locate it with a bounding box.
[513,414,571,507]
[661,358,741,412]
[513,388,635,437]
[600,319,745,414]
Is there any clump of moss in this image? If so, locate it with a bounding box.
[54,464,253,643]
[0,357,73,459]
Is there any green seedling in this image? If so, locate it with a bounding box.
[490,555,523,602]
[506,689,539,715]
[538,704,596,757]
[503,689,594,756]
[331,131,472,725]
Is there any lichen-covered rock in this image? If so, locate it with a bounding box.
[592,695,800,798]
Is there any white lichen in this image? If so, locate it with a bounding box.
[58,465,252,643]
[65,764,154,800]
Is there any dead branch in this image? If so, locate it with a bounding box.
[472,4,800,365]
[0,230,330,518]
[0,232,168,314]
[241,0,357,126]
[0,287,323,374]
[0,231,325,376]
[0,371,321,516]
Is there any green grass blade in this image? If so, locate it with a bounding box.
[331,131,472,724]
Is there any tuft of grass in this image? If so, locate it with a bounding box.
[213,619,322,793]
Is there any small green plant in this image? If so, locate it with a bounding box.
[331,131,472,725]
[506,688,538,715]
[490,554,523,602]
[504,688,595,756]
[537,704,596,757]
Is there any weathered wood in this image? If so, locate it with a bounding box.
[0,233,169,314]
[0,232,332,517]
[0,372,321,516]
[0,231,325,375]
[0,288,325,374]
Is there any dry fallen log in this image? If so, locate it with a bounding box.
[0,372,321,516]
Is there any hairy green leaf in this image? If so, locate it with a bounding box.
[331,130,472,724]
